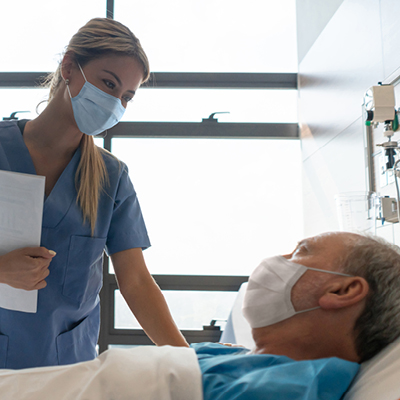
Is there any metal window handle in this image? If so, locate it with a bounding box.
[2,111,29,121]
[202,112,230,123]
[203,318,227,331]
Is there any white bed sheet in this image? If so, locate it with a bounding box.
[0,345,203,400]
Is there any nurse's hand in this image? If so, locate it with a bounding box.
[0,247,56,290]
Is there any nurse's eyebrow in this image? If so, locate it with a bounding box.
[103,70,137,95]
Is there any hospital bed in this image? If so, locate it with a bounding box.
[0,284,399,400]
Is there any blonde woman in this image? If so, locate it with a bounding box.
[0,18,188,369]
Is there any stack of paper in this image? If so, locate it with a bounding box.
[0,170,45,313]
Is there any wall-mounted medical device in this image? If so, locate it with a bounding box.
[379,196,398,223]
[363,83,400,224]
[364,83,399,170]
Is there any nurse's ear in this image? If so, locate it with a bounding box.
[61,51,77,82]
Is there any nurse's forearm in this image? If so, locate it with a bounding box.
[111,248,188,347]
[123,278,188,347]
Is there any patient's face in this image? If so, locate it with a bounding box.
[284,232,361,311]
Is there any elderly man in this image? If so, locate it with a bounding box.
[247,231,375,361]
[193,231,400,399]
[1,232,399,400]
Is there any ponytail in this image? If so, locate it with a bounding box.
[76,135,108,235]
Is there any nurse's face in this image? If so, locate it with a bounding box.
[65,54,144,109]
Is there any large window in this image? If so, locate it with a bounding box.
[115,0,297,73]
[122,89,298,123]
[112,137,302,276]
[0,89,48,121]
[0,0,105,72]
[115,290,237,330]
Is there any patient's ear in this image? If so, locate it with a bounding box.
[319,277,369,310]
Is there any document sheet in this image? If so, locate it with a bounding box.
[0,170,45,313]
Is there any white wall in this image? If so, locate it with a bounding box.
[297,0,400,242]
[296,0,344,63]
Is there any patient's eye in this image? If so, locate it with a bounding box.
[293,242,309,256]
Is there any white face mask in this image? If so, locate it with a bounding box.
[242,255,352,329]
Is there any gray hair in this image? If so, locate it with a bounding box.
[341,235,400,362]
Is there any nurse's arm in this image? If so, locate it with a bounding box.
[111,247,189,347]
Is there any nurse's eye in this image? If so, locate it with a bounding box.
[122,95,133,103]
[104,80,115,90]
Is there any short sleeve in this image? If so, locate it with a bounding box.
[105,163,151,255]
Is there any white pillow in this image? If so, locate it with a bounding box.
[230,283,255,349]
[343,336,400,400]
[220,283,255,349]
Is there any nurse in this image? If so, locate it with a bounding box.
[0,17,188,369]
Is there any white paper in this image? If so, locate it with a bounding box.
[0,170,45,313]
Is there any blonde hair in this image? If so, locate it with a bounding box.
[46,18,150,234]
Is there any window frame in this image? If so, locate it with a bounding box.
[0,0,299,350]
[98,257,248,351]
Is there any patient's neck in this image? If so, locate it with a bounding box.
[251,326,319,360]
[251,317,360,363]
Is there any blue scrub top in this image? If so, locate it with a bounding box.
[192,343,360,400]
[0,121,151,369]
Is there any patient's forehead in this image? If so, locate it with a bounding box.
[293,232,362,270]
[309,232,362,247]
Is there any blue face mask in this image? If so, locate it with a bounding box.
[66,64,126,136]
